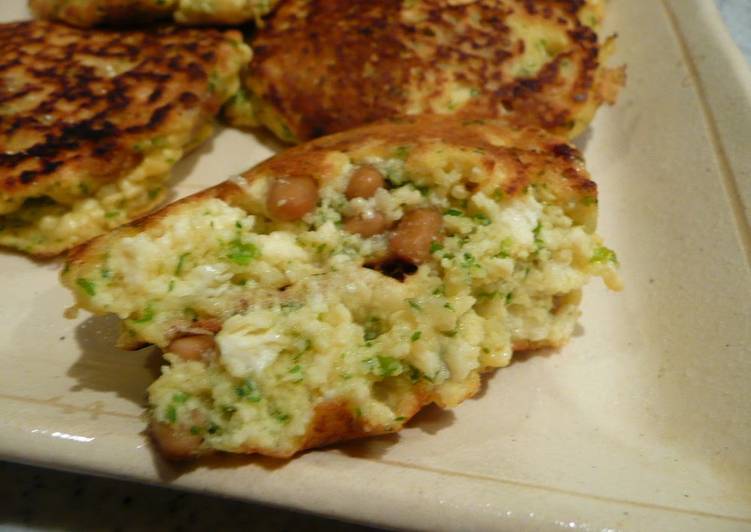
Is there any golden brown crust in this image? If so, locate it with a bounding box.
[152,388,439,460]
[245,0,623,141]
[0,21,243,214]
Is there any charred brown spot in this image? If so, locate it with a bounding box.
[551,143,579,160]
[365,257,418,282]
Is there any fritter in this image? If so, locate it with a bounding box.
[0,21,251,256]
[61,115,621,459]
[29,0,280,26]
[226,0,624,143]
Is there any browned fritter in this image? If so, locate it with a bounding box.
[0,20,250,256]
[61,115,621,460]
[231,0,624,143]
[29,0,281,26]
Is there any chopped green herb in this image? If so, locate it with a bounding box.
[393,145,411,160]
[505,292,514,304]
[430,242,444,254]
[165,405,177,423]
[132,305,155,324]
[207,423,220,435]
[100,267,111,279]
[279,123,297,143]
[408,299,422,311]
[477,290,498,300]
[582,196,598,206]
[288,365,304,382]
[461,252,480,269]
[472,213,491,226]
[168,279,176,291]
[221,405,237,416]
[104,210,119,219]
[394,416,406,422]
[414,183,431,197]
[469,87,480,97]
[363,317,384,341]
[533,222,544,248]
[408,366,421,383]
[410,331,422,342]
[444,208,464,217]
[172,392,189,404]
[493,189,505,202]
[235,378,262,402]
[227,239,260,265]
[355,407,363,418]
[174,252,190,276]
[190,426,201,435]
[76,278,96,296]
[207,71,220,93]
[497,237,513,258]
[591,246,619,265]
[366,355,403,377]
[281,301,303,313]
[271,410,291,424]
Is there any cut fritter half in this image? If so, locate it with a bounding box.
[0,21,251,256]
[30,0,280,26]
[226,0,625,143]
[62,115,621,459]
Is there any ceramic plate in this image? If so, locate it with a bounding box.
[1,1,749,530]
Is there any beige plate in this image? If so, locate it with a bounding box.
[2,1,750,530]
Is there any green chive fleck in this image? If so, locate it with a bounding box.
[590,246,619,265]
[132,305,155,324]
[174,253,190,276]
[76,278,96,297]
[235,378,262,402]
[227,239,260,265]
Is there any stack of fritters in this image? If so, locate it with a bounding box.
[2,0,624,460]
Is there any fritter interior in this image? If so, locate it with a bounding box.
[62,117,621,458]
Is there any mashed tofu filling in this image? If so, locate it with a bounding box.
[67,149,620,456]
